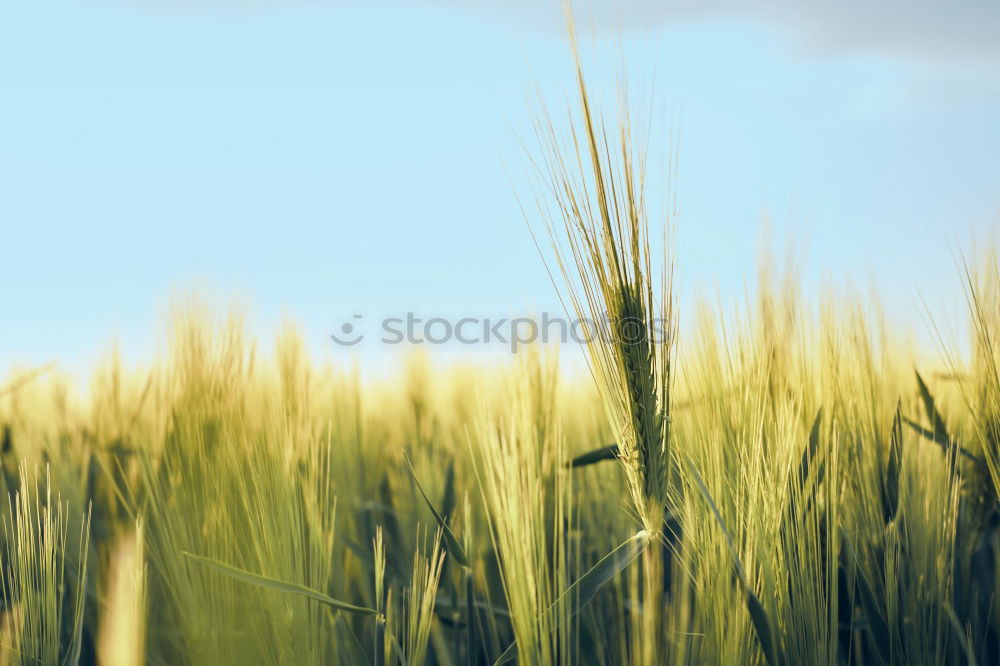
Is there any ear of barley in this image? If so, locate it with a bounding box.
[527,18,675,532]
[404,527,446,666]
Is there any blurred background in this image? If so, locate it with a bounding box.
[1,0,998,375]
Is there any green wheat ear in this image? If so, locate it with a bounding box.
[529,15,676,530]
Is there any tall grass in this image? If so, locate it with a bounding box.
[471,351,570,666]
[0,467,90,664]
[2,255,999,664]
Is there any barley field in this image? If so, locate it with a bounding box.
[3,42,1000,666]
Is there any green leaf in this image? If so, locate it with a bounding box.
[568,444,620,468]
[0,424,19,497]
[883,403,903,524]
[746,589,779,666]
[441,458,457,524]
[687,458,746,585]
[494,529,651,665]
[388,633,409,666]
[901,417,982,464]
[561,529,650,610]
[915,371,950,444]
[841,531,890,665]
[331,611,370,664]
[182,551,377,615]
[943,602,978,666]
[797,409,823,487]
[404,453,470,568]
[688,457,780,666]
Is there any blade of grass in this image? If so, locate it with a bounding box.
[916,371,950,444]
[901,417,983,464]
[841,531,890,665]
[403,453,470,568]
[182,551,377,615]
[688,457,781,666]
[441,459,457,524]
[943,603,978,666]
[797,409,823,486]
[494,529,651,665]
[745,591,780,666]
[332,611,371,663]
[1,424,19,497]
[568,444,620,468]
[883,403,903,524]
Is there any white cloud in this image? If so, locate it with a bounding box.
[128,0,1000,66]
[429,0,1000,66]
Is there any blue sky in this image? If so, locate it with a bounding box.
[1,1,998,374]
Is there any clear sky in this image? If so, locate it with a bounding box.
[1,1,998,375]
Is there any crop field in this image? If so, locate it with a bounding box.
[3,43,1000,666]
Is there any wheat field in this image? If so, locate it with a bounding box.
[2,43,1000,666]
